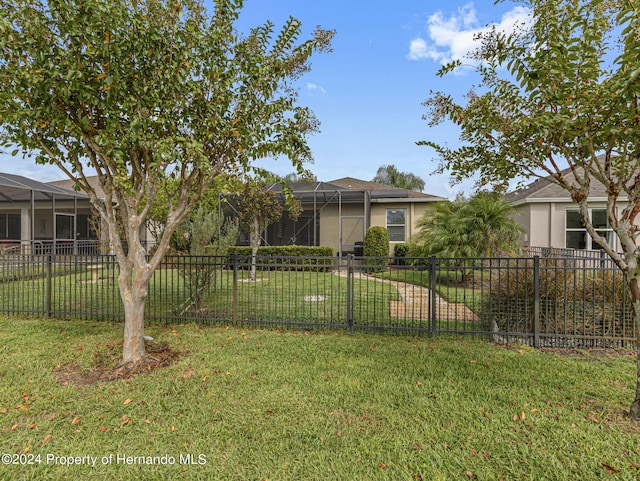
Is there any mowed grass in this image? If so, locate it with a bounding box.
[0,317,639,481]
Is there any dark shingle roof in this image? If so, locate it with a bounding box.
[328,177,445,200]
[505,166,612,204]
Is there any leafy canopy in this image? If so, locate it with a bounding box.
[0,0,333,364]
[420,0,640,268]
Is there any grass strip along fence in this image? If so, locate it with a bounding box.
[0,252,635,348]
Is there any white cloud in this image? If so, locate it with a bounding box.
[306,82,327,94]
[408,3,531,65]
[408,38,441,61]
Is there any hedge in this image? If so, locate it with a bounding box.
[227,246,334,271]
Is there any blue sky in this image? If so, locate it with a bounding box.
[0,0,531,199]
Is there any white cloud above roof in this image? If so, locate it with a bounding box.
[408,3,531,65]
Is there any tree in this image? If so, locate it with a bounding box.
[372,164,425,192]
[420,0,640,417]
[410,192,522,258]
[235,179,286,280]
[179,206,238,314]
[149,175,229,252]
[0,0,333,366]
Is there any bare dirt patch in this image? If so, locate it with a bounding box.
[55,342,183,387]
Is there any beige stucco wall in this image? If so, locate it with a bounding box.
[513,201,637,252]
[318,203,366,255]
[371,202,434,255]
[313,200,437,256]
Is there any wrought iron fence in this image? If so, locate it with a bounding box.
[0,252,635,348]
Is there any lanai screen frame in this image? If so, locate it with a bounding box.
[221,182,371,256]
[0,173,92,252]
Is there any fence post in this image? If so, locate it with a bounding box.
[232,253,238,325]
[429,255,437,336]
[346,254,354,329]
[533,255,540,348]
[46,252,52,317]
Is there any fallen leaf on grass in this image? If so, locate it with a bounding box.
[42,434,52,444]
[123,398,132,405]
[466,471,475,478]
[98,426,109,432]
[378,463,387,469]
[70,417,80,425]
[602,464,619,474]
[23,445,31,454]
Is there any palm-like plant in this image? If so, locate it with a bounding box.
[410,192,522,259]
[372,164,425,192]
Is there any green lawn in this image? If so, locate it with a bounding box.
[0,266,407,328]
[0,317,638,480]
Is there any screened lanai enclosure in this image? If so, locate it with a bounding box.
[0,173,99,255]
[222,181,422,256]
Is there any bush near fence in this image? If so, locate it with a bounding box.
[363,226,389,273]
[485,256,634,344]
[227,246,334,271]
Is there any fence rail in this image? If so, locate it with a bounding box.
[0,252,635,348]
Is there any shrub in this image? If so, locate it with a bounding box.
[363,226,389,273]
[484,256,633,343]
[393,243,410,266]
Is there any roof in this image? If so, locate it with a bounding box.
[506,166,612,205]
[264,177,445,204]
[47,176,105,201]
[328,177,445,201]
[0,172,90,203]
[265,180,364,204]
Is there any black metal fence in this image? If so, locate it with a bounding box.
[0,252,635,348]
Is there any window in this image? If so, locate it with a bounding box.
[565,209,614,250]
[386,208,406,242]
[0,214,20,240]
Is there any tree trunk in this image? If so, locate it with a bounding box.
[628,277,640,420]
[250,218,260,281]
[119,267,149,365]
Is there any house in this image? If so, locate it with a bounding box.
[231,177,445,256]
[0,173,98,253]
[505,168,624,252]
[0,172,443,257]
